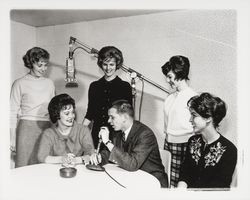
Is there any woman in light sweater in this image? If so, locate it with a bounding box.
[161,55,197,187]
[10,47,55,167]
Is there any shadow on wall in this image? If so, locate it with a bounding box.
[49,62,101,123]
[135,91,164,118]
[49,61,100,97]
[219,116,237,147]
[50,62,100,81]
[53,78,85,99]
[53,78,89,124]
[135,91,166,148]
[221,117,229,136]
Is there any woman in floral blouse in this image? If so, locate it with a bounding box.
[177,93,237,189]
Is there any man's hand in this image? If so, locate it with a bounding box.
[99,126,110,144]
[89,153,102,165]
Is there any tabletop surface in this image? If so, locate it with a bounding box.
[4,163,161,200]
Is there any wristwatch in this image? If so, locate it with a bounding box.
[105,140,112,146]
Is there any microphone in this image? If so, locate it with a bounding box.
[96,137,102,154]
[85,135,104,171]
[65,38,78,88]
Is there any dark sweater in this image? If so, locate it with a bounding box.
[85,76,132,148]
[179,134,237,188]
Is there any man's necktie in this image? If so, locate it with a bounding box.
[122,132,126,143]
[122,132,128,151]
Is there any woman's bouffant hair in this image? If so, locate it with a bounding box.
[48,93,75,124]
[187,92,227,128]
[23,47,50,69]
[161,55,190,81]
[97,46,123,70]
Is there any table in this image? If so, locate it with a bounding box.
[4,163,161,200]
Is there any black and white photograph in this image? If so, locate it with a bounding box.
[1,0,250,199]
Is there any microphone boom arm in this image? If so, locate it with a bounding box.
[120,64,169,93]
[69,36,170,94]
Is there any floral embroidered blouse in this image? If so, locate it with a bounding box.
[179,134,237,188]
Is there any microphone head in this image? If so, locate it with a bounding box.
[130,72,137,79]
[69,36,76,44]
[65,57,78,87]
[90,48,99,55]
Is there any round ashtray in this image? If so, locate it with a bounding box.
[60,167,77,178]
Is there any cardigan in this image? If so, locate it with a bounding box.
[164,87,197,143]
[85,76,132,148]
[179,134,237,188]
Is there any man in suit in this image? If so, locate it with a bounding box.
[90,99,168,188]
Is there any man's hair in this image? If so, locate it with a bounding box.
[110,99,134,118]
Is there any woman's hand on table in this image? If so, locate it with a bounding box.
[61,153,102,166]
[62,153,76,167]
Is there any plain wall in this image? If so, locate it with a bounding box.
[11,21,36,81]
[11,10,237,150]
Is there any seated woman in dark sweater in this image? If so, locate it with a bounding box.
[177,92,237,189]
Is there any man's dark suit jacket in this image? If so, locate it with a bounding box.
[100,120,168,188]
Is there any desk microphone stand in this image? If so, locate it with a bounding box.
[86,139,104,171]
